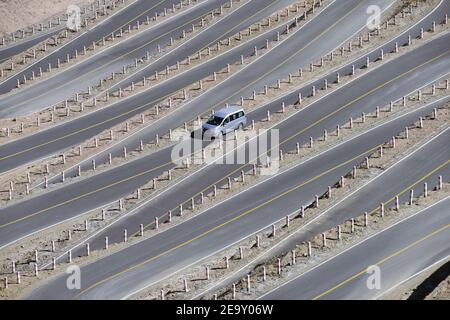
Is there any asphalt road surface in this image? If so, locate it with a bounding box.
[0,0,231,117]
[193,116,450,299]
[0,31,448,251]
[0,28,63,64]
[42,0,448,186]
[0,0,185,95]
[25,90,449,300]
[0,0,398,175]
[260,197,450,300]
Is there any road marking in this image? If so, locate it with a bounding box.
[2,38,447,238]
[74,144,381,298]
[133,48,450,233]
[0,0,164,87]
[312,223,450,300]
[4,6,444,171]
[367,159,450,215]
[256,196,450,300]
[85,2,450,297]
[0,0,285,162]
[190,125,450,299]
[372,254,450,300]
[0,160,172,229]
[3,0,223,111]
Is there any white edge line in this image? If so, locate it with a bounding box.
[30,50,411,266]
[0,0,142,87]
[372,254,450,300]
[10,37,449,270]
[191,115,450,299]
[257,196,450,300]
[121,97,450,300]
[28,0,338,187]
[0,0,216,100]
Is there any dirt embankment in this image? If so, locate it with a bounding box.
[0,0,94,36]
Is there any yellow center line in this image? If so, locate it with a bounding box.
[75,144,380,298]
[0,0,282,162]
[77,156,449,297]
[134,49,450,234]
[0,160,172,229]
[3,23,448,236]
[312,223,450,300]
[9,0,212,110]
[366,159,450,216]
[0,1,167,73]
[106,0,168,37]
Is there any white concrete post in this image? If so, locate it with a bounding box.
[322,233,327,247]
[277,258,282,275]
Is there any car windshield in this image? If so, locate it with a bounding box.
[206,115,224,126]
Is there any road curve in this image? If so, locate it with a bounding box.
[0,0,184,95]
[41,32,450,254]
[259,197,450,300]
[0,0,231,117]
[0,0,396,175]
[24,88,449,300]
[41,0,447,188]
[0,28,63,63]
[194,118,450,299]
[0,31,448,251]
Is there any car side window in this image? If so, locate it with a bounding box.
[238,111,244,118]
[223,117,230,124]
